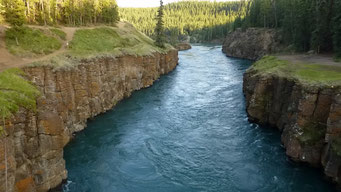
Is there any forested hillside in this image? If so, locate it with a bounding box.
[0,0,119,26]
[119,1,247,42]
[234,0,341,57]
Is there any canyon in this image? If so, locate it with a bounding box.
[0,50,178,192]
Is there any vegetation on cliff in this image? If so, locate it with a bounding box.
[5,27,62,56]
[25,22,173,70]
[234,0,341,58]
[250,56,341,86]
[0,68,39,131]
[69,23,172,56]
[119,1,247,42]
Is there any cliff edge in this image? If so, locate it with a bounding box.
[222,28,281,60]
[243,56,341,184]
[0,22,179,192]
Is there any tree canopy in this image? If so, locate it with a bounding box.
[235,0,341,56]
[0,0,120,26]
[119,1,247,42]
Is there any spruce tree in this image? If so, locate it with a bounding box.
[155,0,166,48]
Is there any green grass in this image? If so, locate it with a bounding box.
[0,68,40,134]
[69,22,173,57]
[50,28,67,40]
[5,27,62,57]
[250,56,341,86]
[69,27,131,54]
[28,22,174,69]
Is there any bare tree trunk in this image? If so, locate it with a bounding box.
[273,0,278,28]
[26,0,30,22]
[264,14,266,28]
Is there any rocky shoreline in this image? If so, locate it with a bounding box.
[0,50,178,192]
[243,68,341,185]
[175,43,192,51]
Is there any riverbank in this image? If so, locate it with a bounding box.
[0,50,178,192]
[0,22,178,192]
[243,56,341,184]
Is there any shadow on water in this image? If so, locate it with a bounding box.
[63,45,336,192]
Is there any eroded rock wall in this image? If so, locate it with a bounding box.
[0,50,178,192]
[243,69,341,184]
[222,28,281,60]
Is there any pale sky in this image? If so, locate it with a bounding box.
[117,0,237,8]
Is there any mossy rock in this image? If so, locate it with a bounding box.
[296,122,326,146]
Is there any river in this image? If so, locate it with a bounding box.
[63,45,334,192]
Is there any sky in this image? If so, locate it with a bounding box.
[116,0,236,8]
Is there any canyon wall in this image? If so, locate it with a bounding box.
[0,50,178,192]
[222,28,281,60]
[243,69,341,184]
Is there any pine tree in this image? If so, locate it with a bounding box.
[155,0,166,48]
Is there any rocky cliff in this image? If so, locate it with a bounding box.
[175,43,192,51]
[0,50,178,192]
[222,28,281,60]
[243,65,341,184]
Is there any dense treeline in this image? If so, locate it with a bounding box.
[120,1,247,42]
[235,0,341,56]
[0,0,119,26]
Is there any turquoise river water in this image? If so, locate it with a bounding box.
[63,45,334,192]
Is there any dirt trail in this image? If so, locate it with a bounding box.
[0,25,101,72]
[277,54,341,67]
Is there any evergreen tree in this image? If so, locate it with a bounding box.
[0,0,120,26]
[237,0,339,55]
[119,1,243,42]
[155,0,166,48]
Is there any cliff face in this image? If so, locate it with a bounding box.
[222,28,281,60]
[0,50,178,192]
[175,43,192,51]
[243,69,341,183]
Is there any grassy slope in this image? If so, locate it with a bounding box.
[31,22,174,69]
[69,22,172,57]
[50,28,67,40]
[250,56,341,86]
[5,27,62,57]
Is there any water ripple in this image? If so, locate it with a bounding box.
[63,45,334,192]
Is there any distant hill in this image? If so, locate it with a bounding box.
[119,1,247,43]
